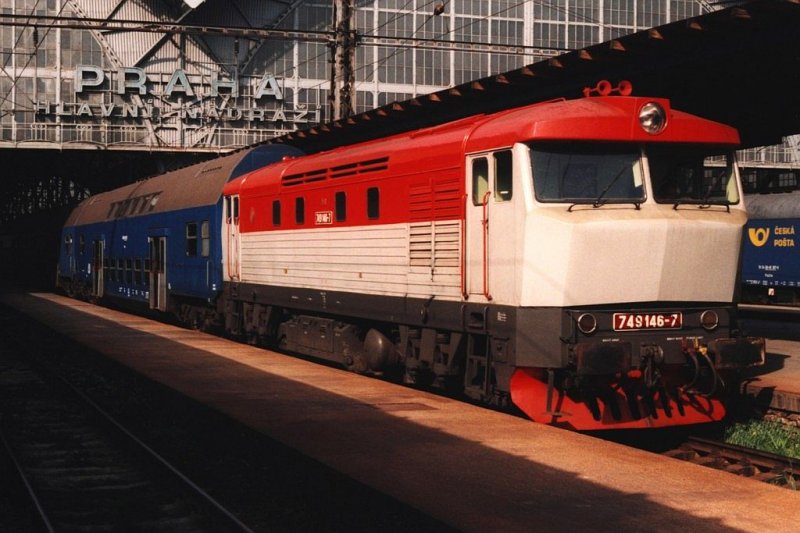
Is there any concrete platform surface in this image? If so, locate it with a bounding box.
[742,336,800,413]
[4,292,800,533]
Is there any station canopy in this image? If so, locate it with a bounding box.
[275,0,800,154]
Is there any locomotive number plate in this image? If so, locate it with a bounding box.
[613,312,683,331]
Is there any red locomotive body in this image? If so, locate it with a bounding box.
[139,85,762,431]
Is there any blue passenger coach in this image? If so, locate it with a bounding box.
[741,191,800,306]
[57,145,302,323]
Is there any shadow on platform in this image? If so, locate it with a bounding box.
[1,292,762,532]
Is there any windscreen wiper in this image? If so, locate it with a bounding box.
[585,166,641,210]
[672,170,730,211]
[671,199,731,212]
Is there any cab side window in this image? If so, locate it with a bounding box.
[494,150,513,202]
[472,157,489,206]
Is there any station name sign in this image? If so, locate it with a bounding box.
[73,65,284,99]
[33,65,320,125]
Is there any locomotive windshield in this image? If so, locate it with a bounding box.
[648,145,739,206]
[530,142,644,204]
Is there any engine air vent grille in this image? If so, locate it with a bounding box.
[282,157,389,186]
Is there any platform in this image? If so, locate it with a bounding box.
[4,292,800,532]
[737,308,800,413]
[742,337,800,413]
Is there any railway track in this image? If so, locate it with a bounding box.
[0,316,253,532]
[0,301,450,531]
[664,436,799,489]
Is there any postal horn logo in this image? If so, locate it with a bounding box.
[748,227,770,247]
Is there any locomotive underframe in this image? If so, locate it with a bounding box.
[57,275,764,428]
[218,281,764,415]
[220,280,520,405]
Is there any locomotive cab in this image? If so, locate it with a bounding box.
[463,94,766,429]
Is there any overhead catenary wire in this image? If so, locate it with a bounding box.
[0,1,627,118]
[303,0,575,98]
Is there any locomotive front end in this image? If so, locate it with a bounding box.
[508,89,765,430]
[511,304,766,430]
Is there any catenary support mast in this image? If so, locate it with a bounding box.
[330,0,357,121]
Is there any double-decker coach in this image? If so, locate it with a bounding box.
[57,145,302,325]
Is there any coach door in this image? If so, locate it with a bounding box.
[91,239,104,298]
[149,236,167,311]
[466,150,516,302]
[225,195,241,280]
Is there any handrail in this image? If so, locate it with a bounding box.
[481,190,492,301]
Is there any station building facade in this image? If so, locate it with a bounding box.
[0,0,796,190]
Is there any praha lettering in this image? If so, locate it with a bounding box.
[75,65,284,100]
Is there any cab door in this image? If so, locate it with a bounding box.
[224,195,241,280]
[466,150,517,303]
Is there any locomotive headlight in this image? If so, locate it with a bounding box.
[700,310,719,331]
[639,102,666,134]
[577,313,597,335]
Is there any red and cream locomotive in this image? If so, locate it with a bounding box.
[219,81,765,430]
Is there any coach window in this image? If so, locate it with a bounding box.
[472,157,489,206]
[225,196,231,223]
[494,151,513,202]
[186,222,198,257]
[367,187,380,219]
[272,200,281,226]
[79,234,85,254]
[200,221,210,257]
[64,234,73,255]
[295,197,305,224]
[125,259,133,284]
[134,259,142,285]
[335,191,347,222]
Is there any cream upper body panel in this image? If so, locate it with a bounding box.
[519,205,746,307]
[515,142,748,308]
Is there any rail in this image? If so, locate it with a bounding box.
[664,436,798,489]
[0,313,254,532]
